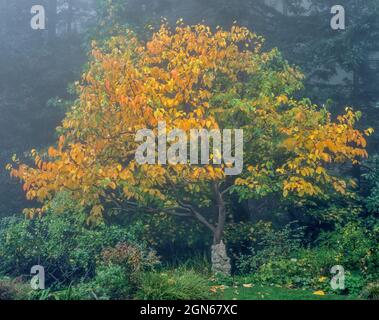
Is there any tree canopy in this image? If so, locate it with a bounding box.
[9,23,371,245]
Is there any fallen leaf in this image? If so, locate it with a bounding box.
[313,290,325,296]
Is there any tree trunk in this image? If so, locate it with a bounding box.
[211,184,231,275]
[67,0,73,34]
[177,183,232,275]
[48,0,57,44]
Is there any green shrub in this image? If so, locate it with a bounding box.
[99,242,160,294]
[250,258,315,288]
[31,265,133,300]
[32,267,211,301]
[317,221,379,276]
[89,265,133,300]
[296,247,339,276]
[233,216,378,292]
[101,243,159,274]
[0,213,140,285]
[234,222,305,275]
[27,242,160,300]
[136,269,212,300]
[224,221,273,260]
[362,155,379,214]
[126,214,211,262]
[342,272,366,296]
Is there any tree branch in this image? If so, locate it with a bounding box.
[177,199,216,233]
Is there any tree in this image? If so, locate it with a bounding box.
[9,23,371,273]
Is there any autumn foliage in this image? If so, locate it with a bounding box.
[9,23,371,245]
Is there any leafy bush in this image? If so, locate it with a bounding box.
[27,241,160,300]
[342,272,366,296]
[295,247,340,277]
[99,242,160,293]
[126,214,211,261]
[101,242,159,274]
[0,213,139,285]
[29,267,211,301]
[224,221,274,259]
[245,257,314,288]
[135,269,212,300]
[234,218,378,293]
[362,155,379,214]
[89,265,133,300]
[29,265,133,300]
[234,222,306,275]
[317,221,379,276]
[91,242,159,300]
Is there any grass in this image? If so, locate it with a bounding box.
[214,285,359,300]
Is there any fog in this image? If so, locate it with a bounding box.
[0,0,378,215]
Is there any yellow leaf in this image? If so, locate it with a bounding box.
[364,128,374,136]
[313,290,325,296]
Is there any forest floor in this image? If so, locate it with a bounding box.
[215,285,358,300]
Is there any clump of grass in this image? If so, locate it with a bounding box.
[136,268,212,300]
[166,252,211,275]
[361,282,379,300]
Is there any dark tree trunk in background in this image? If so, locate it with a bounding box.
[67,0,73,34]
[283,0,289,16]
[48,0,57,43]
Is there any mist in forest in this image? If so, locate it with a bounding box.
[0,1,378,217]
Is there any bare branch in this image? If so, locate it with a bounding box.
[178,200,216,233]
